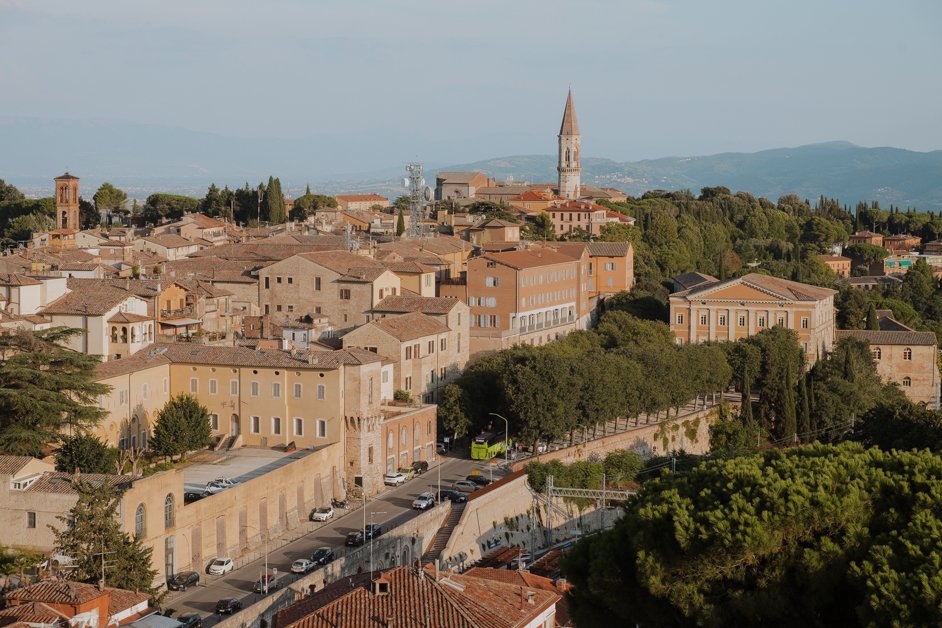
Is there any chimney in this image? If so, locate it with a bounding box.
[527,590,536,605]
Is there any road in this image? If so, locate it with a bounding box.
[165,451,506,624]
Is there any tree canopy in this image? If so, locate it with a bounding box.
[93,182,127,212]
[150,394,212,460]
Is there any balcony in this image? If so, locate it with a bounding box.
[517,314,576,335]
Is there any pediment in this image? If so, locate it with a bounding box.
[689,281,788,303]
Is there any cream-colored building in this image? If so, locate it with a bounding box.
[669,273,837,363]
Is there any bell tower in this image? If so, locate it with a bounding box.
[557,89,581,200]
[54,172,80,231]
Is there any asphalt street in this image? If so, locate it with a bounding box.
[165,451,507,625]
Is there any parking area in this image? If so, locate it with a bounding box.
[183,448,312,492]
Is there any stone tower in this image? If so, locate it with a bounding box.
[557,89,581,200]
[54,172,80,231]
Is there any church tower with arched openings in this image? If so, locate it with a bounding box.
[54,172,80,231]
[557,89,581,200]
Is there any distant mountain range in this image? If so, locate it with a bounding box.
[2,116,941,209]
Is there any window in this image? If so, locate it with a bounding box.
[413,343,420,358]
[142,383,149,399]
[428,340,435,354]
[903,376,912,387]
[276,276,282,284]
[904,347,913,360]
[872,347,882,360]
[777,316,785,326]
[164,494,174,529]
[27,512,36,529]
[294,417,304,436]
[272,382,281,398]
[315,277,321,291]
[415,424,421,442]
[287,276,293,284]
[317,419,327,438]
[758,316,766,328]
[317,384,326,400]
[440,367,447,381]
[276,305,282,312]
[264,277,270,289]
[485,276,497,287]
[272,417,282,434]
[801,317,809,329]
[738,315,746,327]
[405,346,412,360]
[211,414,219,430]
[189,378,198,394]
[401,427,408,445]
[251,381,259,396]
[699,314,708,325]
[440,337,447,351]
[605,262,616,271]
[209,379,218,395]
[294,383,302,399]
[388,431,394,450]
[339,289,351,300]
[251,416,260,433]
[719,315,727,326]
[676,314,684,325]
[163,378,169,394]
[135,504,146,537]
[405,376,412,390]
[230,379,239,395]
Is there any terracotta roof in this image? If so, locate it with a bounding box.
[850,231,881,238]
[143,234,194,249]
[358,312,448,342]
[334,194,388,202]
[673,271,719,291]
[586,242,631,257]
[675,273,837,302]
[373,295,462,315]
[154,343,360,371]
[189,242,342,261]
[477,219,519,229]
[377,237,472,257]
[338,267,388,283]
[436,171,488,184]
[550,199,607,213]
[186,213,226,228]
[107,312,152,324]
[510,190,558,202]
[817,255,850,262]
[482,248,578,270]
[305,347,385,369]
[0,602,70,627]
[105,587,150,617]
[41,287,145,316]
[835,329,937,346]
[54,172,79,181]
[25,473,133,495]
[0,274,42,287]
[0,456,38,476]
[297,251,385,275]
[94,347,171,380]
[559,89,580,135]
[384,261,436,274]
[5,581,106,605]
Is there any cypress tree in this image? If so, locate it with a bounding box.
[866,303,880,330]
[797,373,811,438]
[264,177,286,224]
[396,207,406,237]
[741,376,753,425]
[782,361,797,442]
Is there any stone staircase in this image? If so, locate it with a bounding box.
[422,502,465,565]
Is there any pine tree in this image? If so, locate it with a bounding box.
[305,184,312,196]
[51,480,159,597]
[866,303,880,330]
[151,394,211,461]
[396,207,406,237]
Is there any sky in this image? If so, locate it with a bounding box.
[1,0,940,174]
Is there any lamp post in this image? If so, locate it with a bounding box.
[369,511,386,575]
[243,525,269,593]
[488,412,510,468]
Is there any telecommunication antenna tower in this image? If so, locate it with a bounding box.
[405,163,432,239]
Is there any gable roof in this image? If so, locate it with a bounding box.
[586,241,631,257]
[367,311,449,341]
[835,329,937,346]
[41,287,145,316]
[334,194,388,203]
[673,273,836,302]
[673,271,719,291]
[296,251,385,275]
[482,247,578,270]
[0,456,38,476]
[559,89,580,135]
[436,171,487,184]
[373,295,462,315]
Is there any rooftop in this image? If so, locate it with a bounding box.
[367,311,450,341]
[373,295,462,315]
[182,447,316,494]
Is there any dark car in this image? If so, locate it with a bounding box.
[411,460,429,475]
[215,598,242,615]
[346,531,365,546]
[177,614,202,628]
[184,491,209,504]
[253,572,283,594]
[365,523,383,540]
[167,571,200,591]
[465,474,491,487]
[438,489,468,504]
[312,547,335,565]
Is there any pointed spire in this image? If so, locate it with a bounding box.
[559,88,580,136]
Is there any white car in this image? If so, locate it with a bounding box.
[383,472,406,486]
[212,477,240,488]
[207,557,233,575]
[204,482,226,494]
[290,559,315,574]
[309,506,334,522]
[412,492,435,510]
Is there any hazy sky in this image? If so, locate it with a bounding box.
[2,0,940,169]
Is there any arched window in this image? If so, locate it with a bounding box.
[565,148,570,166]
[111,327,118,342]
[164,494,174,529]
[903,348,913,360]
[401,427,408,445]
[121,327,128,343]
[387,431,394,450]
[131,327,137,343]
[903,376,912,387]
[135,504,146,537]
[872,347,882,360]
[415,424,421,442]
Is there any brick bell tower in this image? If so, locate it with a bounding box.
[54,172,80,231]
[557,89,581,200]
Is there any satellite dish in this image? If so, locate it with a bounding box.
[423,186,432,202]
[403,178,410,188]
[419,178,426,187]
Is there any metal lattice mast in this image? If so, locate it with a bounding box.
[406,163,424,238]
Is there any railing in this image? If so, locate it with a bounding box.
[517,315,576,335]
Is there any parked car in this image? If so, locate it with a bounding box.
[397,467,415,481]
[412,492,435,510]
[383,472,406,486]
[454,480,479,493]
[311,547,335,566]
[291,559,315,574]
[211,477,240,488]
[215,599,242,615]
[465,474,491,487]
[346,531,365,547]
[437,489,468,504]
[364,523,383,540]
[207,557,233,576]
[176,615,202,628]
[436,443,448,455]
[411,460,429,475]
[184,491,209,504]
[253,572,283,594]
[167,571,200,591]
[309,506,334,522]
[204,482,227,495]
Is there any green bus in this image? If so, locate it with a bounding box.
[471,431,509,460]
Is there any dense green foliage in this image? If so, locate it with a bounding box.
[0,329,110,456]
[55,433,118,474]
[93,182,127,212]
[52,480,160,598]
[263,176,286,224]
[150,394,211,460]
[142,193,200,224]
[291,192,337,220]
[562,443,942,627]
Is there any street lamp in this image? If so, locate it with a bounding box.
[243,525,269,593]
[369,511,386,575]
[488,412,510,467]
